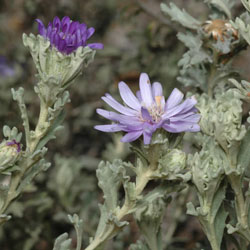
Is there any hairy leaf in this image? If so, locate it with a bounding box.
[160,3,201,29]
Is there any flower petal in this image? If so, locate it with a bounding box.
[36,19,46,36]
[87,43,104,49]
[152,82,163,97]
[136,90,142,102]
[118,81,141,110]
[142,122,156,144]
[96,109,142,125]
[87,27,95,39]
[163,97,197,119]
[53,16,61,31]
[141,107,152,121]
[170,113,200,123]
[165,88,184,111]
[121,131,142,143]
[102,94,138,116]
[163,121,200,133]
[143,131,152,144]
[139,73,153,107]
[94,124,122,132]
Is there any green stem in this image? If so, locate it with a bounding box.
[75,227,83,250]
[207,50,218,98]
[29,100,49,152]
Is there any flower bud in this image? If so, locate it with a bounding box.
[23,34,95,102]
[0,140,21,171]
[153,149,189,181]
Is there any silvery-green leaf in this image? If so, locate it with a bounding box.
[232,17,250,45]
[94,160,131,241]
[241,0,250,12]
[160,3,201,30]
[135,195,165,250]
[204,0,232,18]
[197,91,246,163]
[17,158,51,194]
[213,202,228,247]
[178,49,212,69]
[135,183,179,250]
[186,202,199,216]
[177,66,208,91]
[94,204,128,241]
[177,32,203,49]
[96,160,128,211]
[52,233,72,250]
[68,214,83,250]
[229,78,250,103]
[3,126,22,141]
[238,129,250,177]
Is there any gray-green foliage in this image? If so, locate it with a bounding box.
[160,3,201,30]
[82,132,191,250]
[241,0,250,12]
[161,0,242,95]
[204,0,233,18]
[187,135,227,249]
[53,233,72,250]
[198,90,246,165]
[161,1,250,249]
[1,0,250,249]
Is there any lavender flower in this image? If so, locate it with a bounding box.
[36,16,104,54]
[95,73,200,144]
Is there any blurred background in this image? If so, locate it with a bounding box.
[0,0,249,249]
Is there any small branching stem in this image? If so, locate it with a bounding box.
[0,97,51,222]
[207,50,218,98]
[85,169,152,250]
[30,100,49,153]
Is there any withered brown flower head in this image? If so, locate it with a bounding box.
[203,19,238,42]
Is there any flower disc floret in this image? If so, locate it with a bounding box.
[95,73,200,144]
[36,16,104,54]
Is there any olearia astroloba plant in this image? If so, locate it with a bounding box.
[1,0,250,249]
[0,16,103,226]
[62,0,249,249]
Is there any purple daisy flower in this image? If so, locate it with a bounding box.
[95,73,200,144]
[36,16,104,54]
